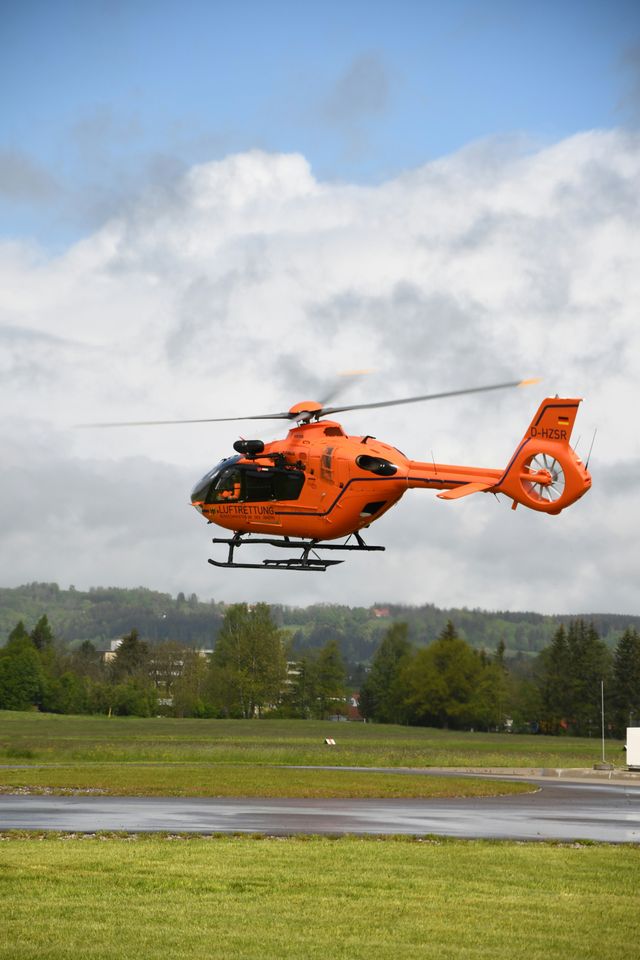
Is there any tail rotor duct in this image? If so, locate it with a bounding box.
[521,452,566,504]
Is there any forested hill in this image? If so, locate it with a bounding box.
[1,582,638,662]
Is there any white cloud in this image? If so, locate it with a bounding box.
[1,132,639,612]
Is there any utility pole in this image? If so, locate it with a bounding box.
[594,679,613,770]
[601,679,606,764]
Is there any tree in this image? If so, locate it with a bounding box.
[282,638,348,719]
[612,627,640,736]
[467,661,510,731]
[402,621,483,729]
[31,613,59,675]
[209,604,287,718]
[538,625,571,734]
[148,640,188,699]
[172,649,211,717]
[110,629,150,683]
[110,680,157,716]
[315,639,347,718]
[0,622,45,710]
[30,615,54,651]
[567,620,612,737]
[283,652,320,718]
[538,620,612,736]
[41,672,89,714]
[71,641,104,681]
[359,622,412,723]
[5,621,31,646]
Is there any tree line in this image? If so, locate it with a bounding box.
[0,605,348,720]
[359,619,640,738]
[1,606,638,737]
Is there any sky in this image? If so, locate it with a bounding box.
[1,0,640,614]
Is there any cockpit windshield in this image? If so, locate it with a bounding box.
[190,456,241,504]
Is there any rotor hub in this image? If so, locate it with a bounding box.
[288,400,323,421]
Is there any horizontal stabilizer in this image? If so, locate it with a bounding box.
[437,481,494,501]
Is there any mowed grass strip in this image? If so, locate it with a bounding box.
[1,836,638,960]
[0,711,624,769]
[0,762,532,798]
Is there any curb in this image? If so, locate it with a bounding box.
[429,766,640,784]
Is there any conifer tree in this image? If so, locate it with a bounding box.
[359,622,412,723]
[282,651,319,718]
[5,621,31,647]
[110,628,150,682]
[538,620,611,736]
[566,620,612,737]
[30,615,54,651]
[539,625,570,733]
[315,638,347,718]
[612,627,640,736]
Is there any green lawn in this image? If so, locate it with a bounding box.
[0,710,623,798]
[0,710,623,768]
[1,836,638,960]
[0,761,532,798]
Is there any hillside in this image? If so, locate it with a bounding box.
[1,582,638,663]
[0,583,224,650]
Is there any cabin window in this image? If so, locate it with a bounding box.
[273,470,306,501]
[321,446,334,480]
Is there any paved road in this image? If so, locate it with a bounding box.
[1,779,639,842]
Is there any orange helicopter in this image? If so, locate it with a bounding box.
[86,378,591,572]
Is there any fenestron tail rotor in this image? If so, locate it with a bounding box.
[76,377,541,428]
[521,452,566,503]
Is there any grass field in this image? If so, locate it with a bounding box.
[1,709,622,798]
[2,835,638,960]
[0,761,533,798]
[0,710,623,767]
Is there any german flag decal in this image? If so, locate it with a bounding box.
[558,416,570,426]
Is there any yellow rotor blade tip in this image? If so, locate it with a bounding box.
[519,377,543,387]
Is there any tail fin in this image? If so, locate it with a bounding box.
[494,397,591,515]
[521,398,580,445]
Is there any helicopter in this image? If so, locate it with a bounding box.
[85,377,592,571]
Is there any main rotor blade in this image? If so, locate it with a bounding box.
[77,371,374,427]
[76,377,540,428]
[76,412,294,427]
[320,378,541,417]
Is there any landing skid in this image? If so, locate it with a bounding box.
[208,532,385,572]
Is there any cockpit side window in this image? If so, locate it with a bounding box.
[212,468,243,502]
